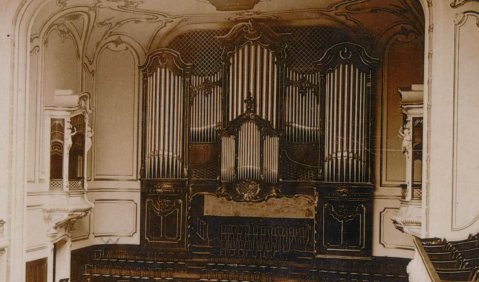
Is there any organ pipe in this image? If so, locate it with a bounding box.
[190,73,223,143]
[284,70,321,143]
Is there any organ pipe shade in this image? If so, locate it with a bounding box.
[316,43,378,183]
[141,49,192,179]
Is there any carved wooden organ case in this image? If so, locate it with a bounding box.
[140,22,379,257]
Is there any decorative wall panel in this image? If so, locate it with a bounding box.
[71,214,90,241]
[43,29,80,106]
[94,47,137,179]
[26,207,48,250]
[92,200,137,237]
[28,51,39,183]
[379,207,413,250]
[452,12,479,230]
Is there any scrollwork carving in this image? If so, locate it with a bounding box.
[216,181,281,202]
[235,180,261,201]
[325,203,362,222]
[141,48,192,77]
[148,198,180,215]
[153,182,177,193]
[217,21,290,60]
[43,207,92,239]
[190,78,222,100]
[285,76,320,98]
[451,0,479,8]
[316,42,379,72]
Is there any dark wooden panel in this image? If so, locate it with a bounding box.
[141,180,187,250]
[281,143,321,181]
[189,143,219,180]
[26,258,47,282]
[317,184,373,257]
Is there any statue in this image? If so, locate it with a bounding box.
[398,119,412,159]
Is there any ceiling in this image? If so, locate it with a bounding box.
[30,0,424,67]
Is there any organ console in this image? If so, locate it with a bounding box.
[140,21,378,257]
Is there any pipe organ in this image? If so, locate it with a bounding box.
[140,23,378,257]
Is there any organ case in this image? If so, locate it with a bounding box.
[139,23,379,257]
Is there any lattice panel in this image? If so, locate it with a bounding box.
[167,27,348,75]
[281,156,319,181]
[190,162,217,179]
[168,30,226,76]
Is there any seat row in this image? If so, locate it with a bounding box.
[421,234,479,281]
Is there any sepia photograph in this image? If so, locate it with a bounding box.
[0,0,478,281]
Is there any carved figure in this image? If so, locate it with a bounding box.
[398,119,412,158]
